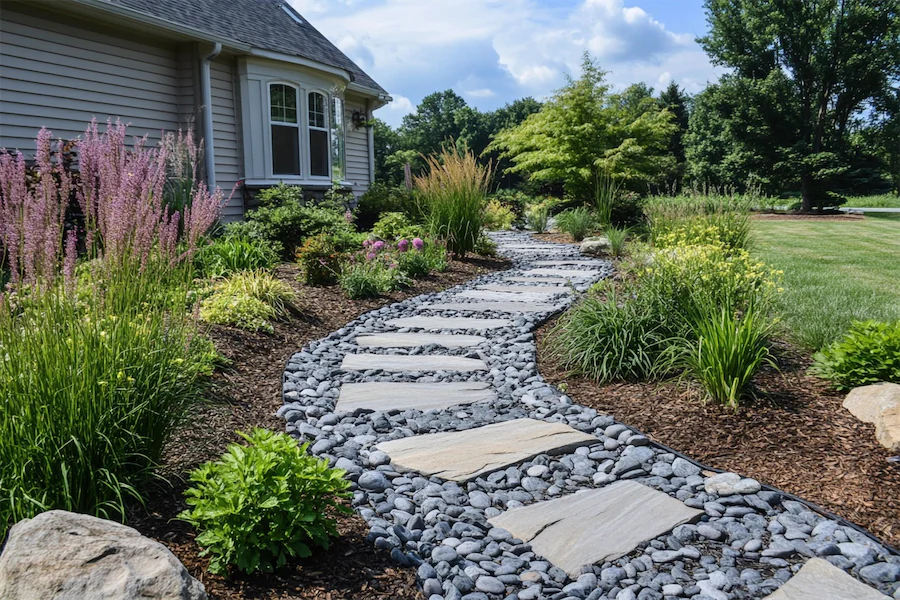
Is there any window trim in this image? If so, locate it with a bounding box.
[307,89,331,179]
[267,82,301,177]
[331,95,346,184]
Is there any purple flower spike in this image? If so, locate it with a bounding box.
[412,237,424,251]
[366,252,376,261]
[397,239,409,253]
[373,240,385,251]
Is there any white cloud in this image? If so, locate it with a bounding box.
[289,0,722,126]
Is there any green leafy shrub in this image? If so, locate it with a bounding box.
[195,236,280,278]
[474,234,498,257]
[200,270,298,333]
[354,183,420,231]
[240,184,354,258]
[483,199,515,230]
[422,238,449,272]
[677,308,775,408]
[295,234,342,286]
[372,212,425,241]
[555,207,598,241]
[811,320,900,390]
[526,204,550,233]
[339,258,407,299]
[179,428,351,575]
[415,144,492,257]
[611,190,645,227]
[491,189,537,221]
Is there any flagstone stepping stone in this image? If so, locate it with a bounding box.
[533,259,602,266]
[384,316,513,330]
[762,558,890,600]
[355,332,487,348]
[500,245,565,249]
[488,481,704,577]
[341,354,487,372]
[522,268,601,278]
[335,381,497,413]
[420,301,558,313]
[456,290,563,302]
[505,276,571,284]
[478,284,569,294]
[375,418,596,481]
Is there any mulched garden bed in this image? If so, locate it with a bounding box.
[536,325,900,550]
[129,256,509,600]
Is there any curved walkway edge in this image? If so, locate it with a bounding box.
[280,231,900,600]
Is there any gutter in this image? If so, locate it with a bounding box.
[200,43,222,190]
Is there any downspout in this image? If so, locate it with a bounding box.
[200,42,222,190]
[366,98,375,184]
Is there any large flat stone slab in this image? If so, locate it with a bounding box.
[341,354,487,372]
[499,245,566,249]
[505,276,571,284]
[762,558,890,600]
[376,418,596,481]
[385,316,514,330]
[843,383,900,452]
[335,382,497,413]
[355,332,487,348]
[420,301,558,313]
[479,284,568,293]
[522,268,601,278]
[456,290,564,302]
[533,259,602,266]
[488,482,704,577]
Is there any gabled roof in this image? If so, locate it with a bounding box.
[101,0,387,95]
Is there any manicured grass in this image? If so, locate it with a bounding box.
[842,194,900,208]
[753,214,900,349]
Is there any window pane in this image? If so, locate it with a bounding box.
[271,84,297,124]
[309,92,326,128]
[331,97,345,182]
[309,128,329,177]
[272,125,300,175]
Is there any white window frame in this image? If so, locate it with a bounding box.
[307,90,331,180]
[331,95,346,184]
[267,82,301,176]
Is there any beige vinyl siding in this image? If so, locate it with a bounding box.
[210,58,244,219]
[0,8,182,153]
[345,97,371,196]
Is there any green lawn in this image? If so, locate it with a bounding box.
[842,194,900,208]
[753,214,900,350]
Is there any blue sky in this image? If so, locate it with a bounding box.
[289,0,721,127]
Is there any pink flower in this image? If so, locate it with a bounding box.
[397,239,409,253]
[366,252,376,261]
[363,239,372,248]
[412,237,424,251]
[344,209,355,224]
[373,240,385,251]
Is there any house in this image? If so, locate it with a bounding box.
[0,0,391,220]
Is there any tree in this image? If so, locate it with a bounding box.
[371,118,402,184]
[699,0,900,210]
[489,54,675,199]
[658,81,690,189]
[867,87,900,195]
[397,90,469,158]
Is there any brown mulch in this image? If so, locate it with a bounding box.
[129,256,509,600]
[532,232,578,244]
[536,326,900,550]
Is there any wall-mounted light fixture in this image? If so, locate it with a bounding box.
[351,110,369,129]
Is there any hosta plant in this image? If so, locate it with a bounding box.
[179,429,351,575]
[811,320,900,390]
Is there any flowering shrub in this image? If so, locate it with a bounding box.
[179,428,350,575]
[295,234,342,285]
[200,270,298,333]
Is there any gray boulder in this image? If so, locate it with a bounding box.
[0,510,206,600]
[843,382,900,452]
[580,236,610,256]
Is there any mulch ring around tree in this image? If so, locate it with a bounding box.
[536,323,900,550]
[129,256,509,600]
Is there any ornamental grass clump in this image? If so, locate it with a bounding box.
[415,143,492,257]
[200,270,298,333]
[555,207,598,241]
[526,204,550,233]
[179,428,351,575]
[0,121,221,538]
[195,235,280,278]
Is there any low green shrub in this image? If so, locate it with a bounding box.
[422,238,449,272]
[295,234,342,286]
[179,428,351,575]
[200,270,298,332]
[555,207,598,241]
[339,258,407,299]
[474,234,498,257]
[677,307,775,408]
[483,199,515,230]
[195,236,280,278]
[811,320,900,390]
[372,212,424,242]
[353,182,420,231]
[526,205,550,233]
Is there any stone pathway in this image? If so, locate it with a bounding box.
[280,231,900,600]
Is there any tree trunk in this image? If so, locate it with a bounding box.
[800,173,815,212]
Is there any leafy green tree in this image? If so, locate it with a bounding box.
[398,90,469,158]
[489,54,675,198]
[371,118,402,184]
[867,87,900,195]
[699,0,900,210]
[658,81,690,189]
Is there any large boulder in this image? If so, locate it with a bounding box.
[843,382,900,452]
[0,510,206,600]
[580,236,610,256]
